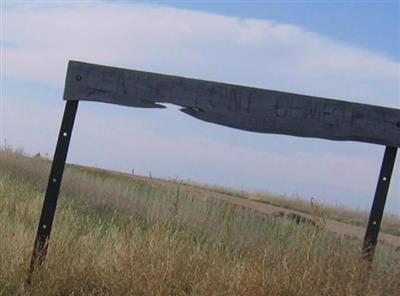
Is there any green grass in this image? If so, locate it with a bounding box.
[1,148,399,295]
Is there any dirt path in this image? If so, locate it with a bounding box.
[199,188,400,248]
[134,173,400,248]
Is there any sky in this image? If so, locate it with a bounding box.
[1,1,399,214]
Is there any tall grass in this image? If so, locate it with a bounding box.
[1,148,399,295]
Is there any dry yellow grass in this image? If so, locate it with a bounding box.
[1,148,399,295]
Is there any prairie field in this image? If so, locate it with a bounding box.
[1,147,399,295]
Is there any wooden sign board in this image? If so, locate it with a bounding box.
[64,61,400,147]
[28,60,399,283]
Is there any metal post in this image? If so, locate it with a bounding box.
[362,146,397,262]
[27,100,79,283]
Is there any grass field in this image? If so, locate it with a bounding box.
[197,184,400,237]
[1,147,399,295]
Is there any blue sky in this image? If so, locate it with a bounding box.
[157,1,400,61]
[1,1,399,214]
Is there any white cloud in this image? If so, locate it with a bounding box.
[2,3,399,107]
[2,3,399,213]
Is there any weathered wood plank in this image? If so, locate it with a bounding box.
[64,61,400,147]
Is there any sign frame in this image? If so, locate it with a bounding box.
[28,61,399,281]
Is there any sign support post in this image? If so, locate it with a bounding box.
[362,146,397,261]
[27,100,79,284]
